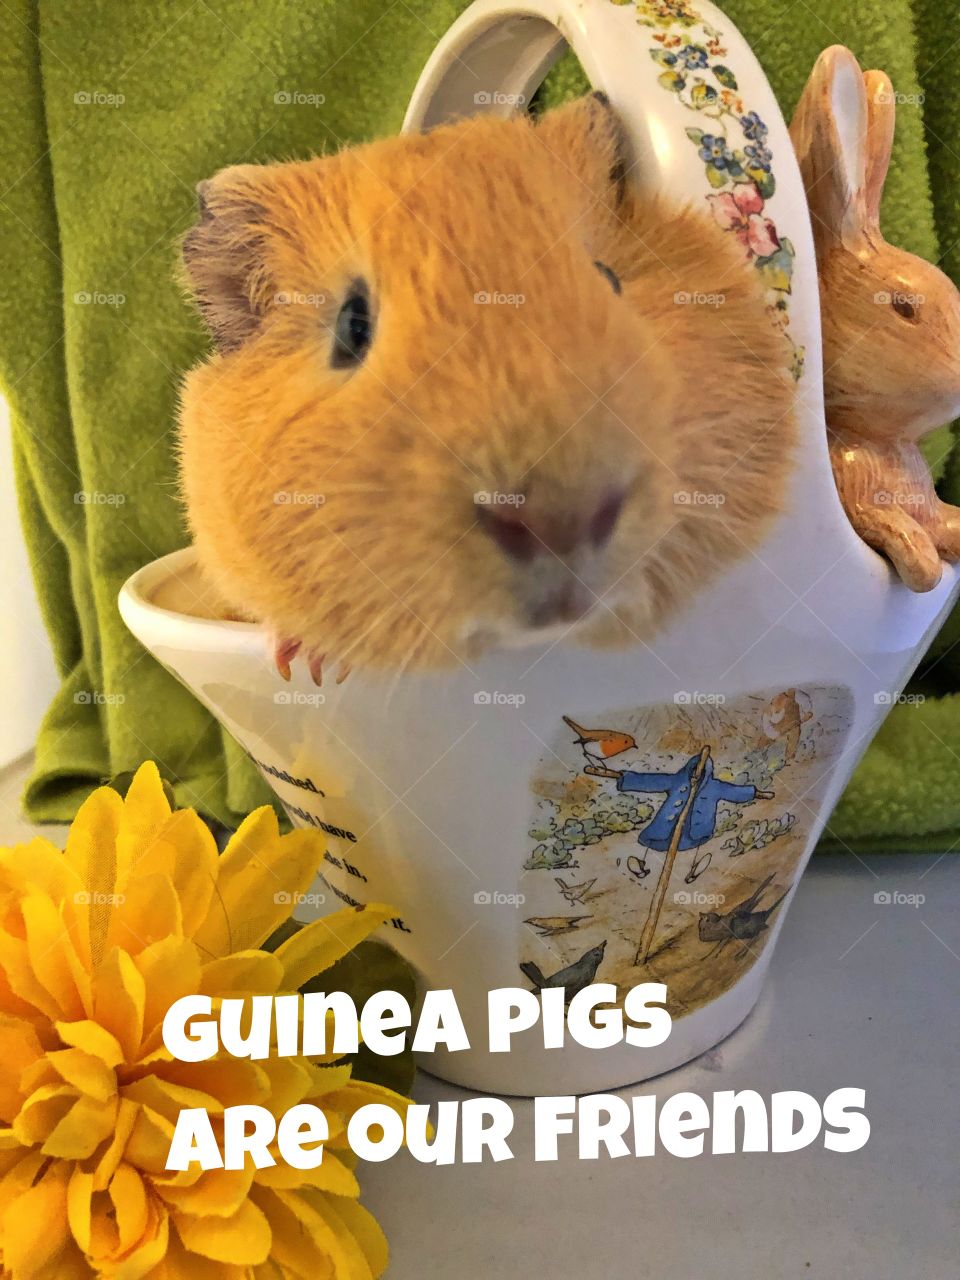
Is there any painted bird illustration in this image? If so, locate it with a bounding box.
[698,874,789,959]
[562,715,636,777]
[524,914,592,937]
[554,875,598,905]
[520,940,607,999]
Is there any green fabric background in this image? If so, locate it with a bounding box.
[1,0,959,850]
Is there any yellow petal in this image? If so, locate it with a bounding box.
[105,871,183,957]
[253,1187,336,1279]
[12,1082,75,1146]
[321,1194,389,1280]
[267,1186,369,1280]
[101,1200,170,1280]
[0,1015,44,1122]
[0,838,86,915]
[118,808,218,938]
[47,1047,117,1101]
[153,1057,271,1109]
[257,1056,314,1114]
[123,1104,176,1176]
[273,906,393,990]
[194,812,325,957]
[21,892,91,1020]
[255,1146,358,1197]
[156,1164,253,1218]
[94,948,146,1060]
[114,762,173,886]
[110,1162,149,1251]
[0,1160,70,1275]
[134,936,202,1055]
[151,1230,248,1280]
[199,950,284,997]
[42,1092,119,1159]
[0,920,67,1021]
[174,1196,272,1265]
[122,1075,224,1125]
[92,1097,139,1190]
[64,784,124,965]
[55,1018,124,1067]
[67,1166,94,1251]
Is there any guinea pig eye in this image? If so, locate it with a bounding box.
[593,260,622,295]
[890,294,917,321]
[332,285,373,367]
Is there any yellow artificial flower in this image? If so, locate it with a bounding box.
[0,763,409,1279]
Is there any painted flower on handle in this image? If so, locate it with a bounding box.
[615,0,805,378]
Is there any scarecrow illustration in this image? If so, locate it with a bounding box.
[562,716,772,964]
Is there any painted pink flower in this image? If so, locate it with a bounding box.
[707,183,779,258]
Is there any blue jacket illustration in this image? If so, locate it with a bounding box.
[617,754,758,852]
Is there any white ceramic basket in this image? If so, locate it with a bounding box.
[120,0,958,1095]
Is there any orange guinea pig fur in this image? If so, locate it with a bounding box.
[178,94,795,678]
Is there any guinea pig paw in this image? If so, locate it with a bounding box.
[274,637,301,681]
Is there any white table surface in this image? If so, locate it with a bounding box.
[364,853,959,1280]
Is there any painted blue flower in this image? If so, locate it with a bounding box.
[744,142,773,171]
[741,111,768,141]
[698,134,735,167]
[677,43,709,69]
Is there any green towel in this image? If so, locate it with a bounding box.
[1,0,957,850]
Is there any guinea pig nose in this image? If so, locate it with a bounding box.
[477,490,625,562]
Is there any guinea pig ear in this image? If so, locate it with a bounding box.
[181,166,275,352]
[789,45,870,247]
[534,92,630,204]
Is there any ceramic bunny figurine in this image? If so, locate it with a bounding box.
[790,45,960,591]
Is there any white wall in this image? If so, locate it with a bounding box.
[0,397,59,767]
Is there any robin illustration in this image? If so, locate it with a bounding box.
[562,716,636,776]
[520,940,607,1000]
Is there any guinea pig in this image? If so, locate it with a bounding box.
[178,93,796,680]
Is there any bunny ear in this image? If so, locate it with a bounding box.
[862,69,895,227]
[181,165,276,352]
[789,45,870,246]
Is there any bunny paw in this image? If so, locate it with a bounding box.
[931,502,960,563]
